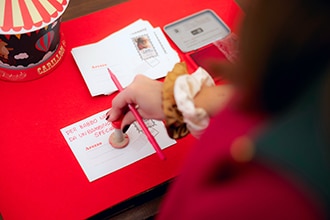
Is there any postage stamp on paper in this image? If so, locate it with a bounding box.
[132,34,158,60]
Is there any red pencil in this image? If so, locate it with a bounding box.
[107,68,166,160]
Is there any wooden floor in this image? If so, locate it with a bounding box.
[62,0,128,21]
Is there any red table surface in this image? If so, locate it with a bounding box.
[0,0,242,219]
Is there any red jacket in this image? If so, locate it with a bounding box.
[157,85,328,219]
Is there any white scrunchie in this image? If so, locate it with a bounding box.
[174,67,215,138]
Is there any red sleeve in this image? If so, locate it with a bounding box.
[156,104,325,220]
[159,163,324,220]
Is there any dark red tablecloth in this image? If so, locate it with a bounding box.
[0,0,242,219]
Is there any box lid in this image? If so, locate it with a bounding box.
[164,9,230,53]
[0,0,69,35]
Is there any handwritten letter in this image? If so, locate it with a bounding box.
[61,109,176,182]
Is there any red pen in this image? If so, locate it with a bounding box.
[107,68,166,160]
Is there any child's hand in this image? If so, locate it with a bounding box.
[106,74,165,130]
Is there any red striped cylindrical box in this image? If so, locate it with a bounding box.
[0,0,69,82]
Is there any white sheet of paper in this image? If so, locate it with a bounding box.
[60,109,176,182]
[71,19,180,97]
